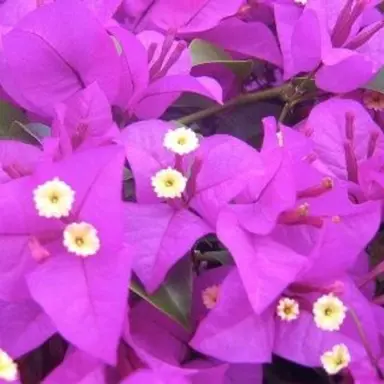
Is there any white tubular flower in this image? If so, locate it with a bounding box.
[313,294,347,331]
[0,349,18,382]
[151,168,187,199]
[33,178,75,218]
[277,298,300,322]
[163,127,199,155]
[63,222,100,257]
[202,285,220,309]
[321,344,351,375]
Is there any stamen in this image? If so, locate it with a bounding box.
[332,0,369,47]
[237,4,252,20]
[149,29,176,80]
[297,177,334,199]
[302,152,318,163]
[345,112,355,142]
[349,306,383,378]
[290,281,344,296]
[147,42,157,64]
[359,260,384,288]
[331,0,354,47]
[331,215,341,223]
[152,41,187,80]
[71,122,88,149]
[344,141,359,183]
[367,131,379,158]
[28,237,50,263]
[2,163,28,179]
[345,20,384,50]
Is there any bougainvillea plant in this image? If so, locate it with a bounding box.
[2,0,384,383]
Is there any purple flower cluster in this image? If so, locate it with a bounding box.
[1,0,384,383]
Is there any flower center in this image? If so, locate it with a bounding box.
[165,178,174,187]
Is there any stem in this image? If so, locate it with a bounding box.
[349,307,383,379]
[279,102,292,122]
[177,84,289,126]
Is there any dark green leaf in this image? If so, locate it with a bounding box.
[130,257,193,329]
[0,101,29,139]
[190,39,253,80]
[196,250,233,265]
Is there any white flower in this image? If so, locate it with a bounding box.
[321,344,351,375]
[63,222,100,257]
[277,298,300,322]
[0,349,18,382]
[313,294,347,331]
[33,178,75,218]
[163,127,199,155]
[202,285,220,309]
[294,0,307,5]
[151,168,187,199]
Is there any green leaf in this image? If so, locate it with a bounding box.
[189,39,253,80]
[130,257,193,329]
[195,250,232,265]
[0,101,27,136]
[364,68,384,94]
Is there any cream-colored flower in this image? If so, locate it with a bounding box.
[63,222,100,257]
[313,294,347,331]
[321,344,351,375]
[202,285,220,309]
[33,178,75,218]
[151,168,187,199]
[277,298,300,322]
[0,349,18,382]
[163,127,199,155]
[363,90,384,111]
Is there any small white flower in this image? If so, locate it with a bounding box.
[202,285,220,309]
[163,127,199,155]
[313,294,347,331]
[33,178,75,218]
[321,344,351,375]
[151,168,187,199]
[63,222,100,257]
[277,298,300,322]
[0,349,18,382]
[294,0,307,5]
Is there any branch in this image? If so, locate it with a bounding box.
[177,84,291,126]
